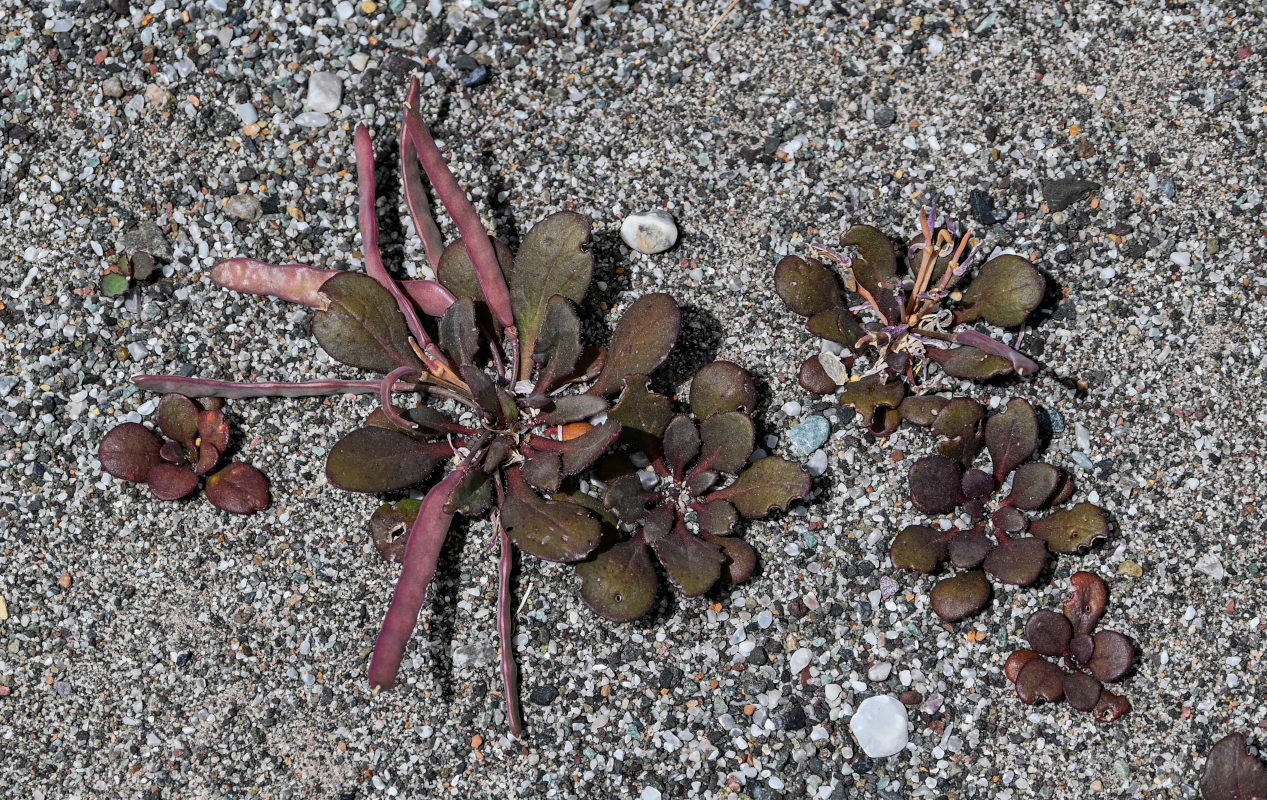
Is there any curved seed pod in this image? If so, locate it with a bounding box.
[210,258,335,309]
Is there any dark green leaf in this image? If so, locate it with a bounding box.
[986,398,1039,482]
[930,570,990,621]
[588,293,681,398]
[694,499,738,537]
[1086,631,1134,682]
[1029,503,1109,554]
[640,504,675,544]
[460,365,503,422]
[437,235,515,306]
[532,295,583,391]
[694,412,755,475]
[947,529,992,568]
[689,361,756,419]
[366,405,469,437]
[536,395,607,427]
[1063,673,1102,712]
[955,255,1045,328]
[370,499,422,563]
[101,272,131,297]
[576,537,658,622]
[502,467,600,562]
[890,525,947,573]
[1015,658,1064,705]
[608,376,673,437]
[1005,462,1062,510]
[839,374,905,419]
[98,422,162,482]
[325,426,449,493]
[651,521,725,597]
[983,536,1048,586]
[313,273,424,374]
[841,224,897,299]
[148,462,199,501]
[205,461,269,514]
[898,395,947,427]
[511,212,594,377]
[1025,609,1072,656]
[806,308,864,348]
[439,297,480,366]
[908,455,964,515]
[558,419,622,475]
[925,345,1013,381]
[710,457,810,518]
[158,394,200,447]
[1199,733,1267,800]
[446,467,492,516]
[520,450,562,493]
[662,415,700,480]
[773,255,842,317]
[931,396,985,467]
[869,406,902,437]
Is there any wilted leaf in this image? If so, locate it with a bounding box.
[158,394,200,447]
[1086,631,1134,682]
[806,308,864,348]
[930,570,990,621]
[955,255,1045,328]
[576,537,658,622]
[689,361,757,419]
[662,415,700,480]
[695,412,755,475]
[907,455,964,515]
[608,376,672,438]
[714,535,757,585]
[98,422,162,482]
[501,467,600,562]
[439,297,480,367]
[1064,571,1108,636]
[1091,689,1131,722]
[1029,503,1109,554]
[1015,658,1065,705]
[925,345,1014,380]
[1006,462,1062,510]
[130,251,156,281]
[588,294,681,398]
[1199,733,1267,800]
[325,426,450,493]
[710,457,810,519]
[986,398,1039,482]
[898,395,947,427]
[947,529,992,569]
[651,523,726,597]
[983,536,1048,586]
[147,463,200,501]
[890,525,947,573]
[204,462,269,513]
[774,255,842,317]
[841,224,897,300]
[193,442,220,476]
[313,273,424,374]
[694,499,738,536]
[532,295,583,392]
[1025,609,1072,656]
[370,499,422,563]
[512,212,594,376]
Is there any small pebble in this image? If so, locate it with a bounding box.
[849,695,908,758]
[806,450,828,477]
[1119,560,1143,578]
[234,103,258,125]
[868,662,892,682]
[788,648,812,674]
[295,112,331,128]
[1170,251,1191,268]
[225,194,262,222]
[59,573,73,588]
[781,401,802,417]
[620,211,678,254]
[102,77,124,98]
[335,0,354,18]
[306,71,343,113]
[786,415,830,458]
[349,53,370,71]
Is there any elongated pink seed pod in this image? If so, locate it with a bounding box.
[133,375,413,398]
[210,258,335,309]
[400,279,456,317]
[497,526,523,736]
[401,78,446,270]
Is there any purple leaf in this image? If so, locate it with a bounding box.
[588,293,681,398]
[1005,462,1062,510]
[1014,657,1065,705]
[501,467,601,562]
[693,499,739,537]
[709,457,810,519]
[806,307,865,348]
[1069,634,1095,665]
[197,409,231,455]
[400,78,446,269]
[98,422,162,482]
[511,212,595,380]
[985,398,1039,482]
[650,518,726,597]
[1200,733,1267,800]
[713,534,757,585]
[192,442,220,476]
[1090,689,1131,722]
[897,395,948,427]
[925,344,1014,381]
[662,415,700,481]
[951,329,1039,376]
[1085,630,1134,682]
[325,426,450,493]
[907,455,964,515]
[532,295,583,394]
[608,376,673,438]
[961,468,995,500]
[982,535,1048,586]
[312,272,426,375]
[1063,570,1108,636]
[839,374,906,422]
[693,412,755,476]
[147,462,199,501]
[947,528,991,569]
[841,224,898,304]
[1024,609,1072,656]
[205,461,270,514]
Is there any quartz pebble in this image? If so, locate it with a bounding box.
[868,662,892,681]
[102,77,124,98]
[620,211,678,254]
[234,103,258,125]
[225,194,262,222]
[849,695,908,758]
[806,449,828,477]
[788,648,812,674]
[306,72,343,113]
[295,112,331,128]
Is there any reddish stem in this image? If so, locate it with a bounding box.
[379,366,421,430]
[400,86,515,330]
[210,258,335,308]
[497,524,523,737]
[400,79,446,270]
[368,464,469,691]
[133,375,413,398]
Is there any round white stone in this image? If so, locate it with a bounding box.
[233,103,258,125]
[849,695,908,758]
[867,662,892,681]
[306,71,343,113]
[295,111,331,128]
[788,647,812,674]
[620,210,678,254]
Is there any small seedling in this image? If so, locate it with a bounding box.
[1200,733,1267,800]
[579,361,811,621]
[889,397,1109,620]
[776,202,1044,435]
[97,394,269,514]
[1003,571,1133,721]
[101,250,157,297]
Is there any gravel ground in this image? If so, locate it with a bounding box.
[3,0,1266,797]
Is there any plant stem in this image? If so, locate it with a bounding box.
[497,524,523,737]
[379,367,421,430]
[132,375,415,398]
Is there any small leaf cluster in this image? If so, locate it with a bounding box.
[1200,733,1267,800]
[1004,572,1134,721]
[97,394,269,514]
[101,250,157,298]
[578,362,811,622]
[889,396,1109,621]
[775,205,1044,435]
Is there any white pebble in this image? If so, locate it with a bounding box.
[306,71,343,113]
[349,53,370,72]
[781,401,802,417]
[336,0,355,18]
[927,37,944,55]
[788,648,812,674]
[1170,251,1192,268]
[640,788,662,800]
[849,695,909,758]
[868,662,892,681]
[620,210,678,254]
[233,103,258,125]
[806,450,828,477]
[294,111,331,128]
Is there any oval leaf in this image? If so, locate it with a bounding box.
[1069,633,1095,665]
[774,255,842,317]
[955,254,1045,328]
[983,536,1048,586]
[908,455,964,515]
[588,293,681,398]
[608,376,673,438]
[841,224,897,299]
[1004,649,1041,683]
[1006,462,1062,510]
[1064,571,1108,636]
[695,411,755,476]
[890,525,947,573]
[1200,733,1267,800]
[1015,658,1065,705]
[325,426,450,493]
[98,422,162,482]
[1029,502,1110,554]
[710,457,810,519]
[930,569,991,621]
[558,419,622,476]
[439,297,480,367]
[694,499,739,537]
[798,355,839,394]
[839,373,905,419]
[714,535,757,585]
[313,272,424,374]
[651,522,726,597]
[147,463,199,501]
[532,295,583,391]
[511,211,594,376]
[662,415,700,481]
[898,395,947,427]
[1024,609,1073,656]
[197,409,231,455]
[947,528,992,569]
[501,468,600,562]
[158,394,200,447]
[1091,689,1131,722]
[986,398,1039,482]
[689,361,757,419]
[806,307,864,348]
[437,235,515,306]
[926,344,1013,380]
[576,537,658,622]
[205,461,270,514]
[1086,630,1134,682]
